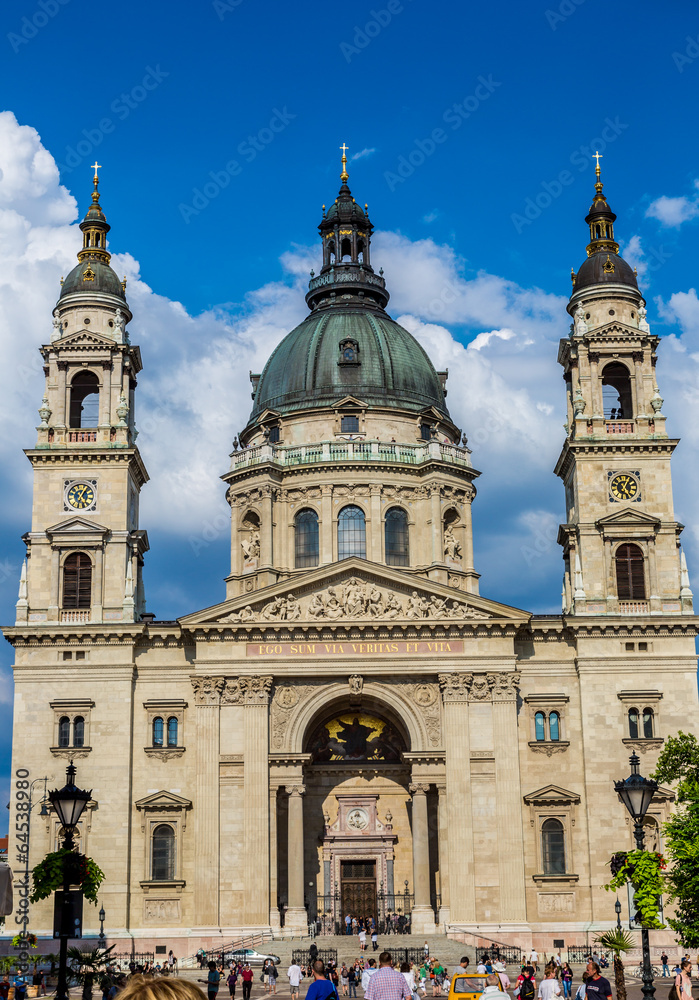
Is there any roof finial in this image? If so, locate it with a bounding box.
[593,150,603,184]
[91,161,102,205]
[340,142,349,183]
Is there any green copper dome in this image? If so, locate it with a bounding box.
[249,307,450,423]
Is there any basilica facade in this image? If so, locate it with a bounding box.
[4,153,699,953]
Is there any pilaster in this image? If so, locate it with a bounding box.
[191,675,224,928]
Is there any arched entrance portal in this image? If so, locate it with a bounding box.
[274,698,441,936]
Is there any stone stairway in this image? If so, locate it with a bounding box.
[266,934,477,970]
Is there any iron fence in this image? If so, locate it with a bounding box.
[567,948,591,964]
[108,953,155,969]
[292,949,338,967]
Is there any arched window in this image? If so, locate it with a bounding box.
[642,708,654,739]
[616,543,646,600]
[628,708,640,740]
[62,553,92,609]
[151,824,175,881]
[167,717,178,747]
[69,371,100,428]
[542,818,566,874]
[338,505,366,560]
[534,712,546,742]
[152,717,164,747]
[602,362,633,420]
[58,716,70,748]
[385,507,409,567]
[341,237,352,260]
[549,712,561,742]
[295,509,319,569]
[73,716,85,748]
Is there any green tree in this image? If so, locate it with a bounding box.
[67,945,115,1000]
[652,730,699,947]
[595,929,635,1000]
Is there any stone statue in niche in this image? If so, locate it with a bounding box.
[241,529,260,560]
[638,305,651,333]
[574,305,588,335]
[444,526,462,562]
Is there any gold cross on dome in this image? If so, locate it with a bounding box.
[91,161,102,181]
[593,150,602,176]
[340,143,349,158]
[340,143,349,182]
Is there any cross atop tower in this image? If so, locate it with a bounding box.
[593,150,602,178]
[91,161,102,181]
[340,143,349,183]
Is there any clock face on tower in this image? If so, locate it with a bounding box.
[65,481,96,510]
[609,473,639,502]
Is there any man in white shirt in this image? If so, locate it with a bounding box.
[529,952,539,974]
[287,962,302,1000]
[477,962,487,975]
[362,960,378,992]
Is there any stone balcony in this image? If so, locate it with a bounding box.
[228,439,473,475]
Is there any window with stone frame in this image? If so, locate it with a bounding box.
[295,508,319,568]
[143,700,187,757]
[617,690,663,749]
[615,542,646,600]
[523,785,580,883]
[135,790,191,888]
[524,694,569,752]
[50,699,94,754]
[338,504,366,560]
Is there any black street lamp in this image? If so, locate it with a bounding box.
[615,898,622,930]
[49,761,92,1000]
[98,904,106,946]
[614,753,658,1000]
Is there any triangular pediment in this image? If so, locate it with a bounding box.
[586,322,646,341]
[334,395,368,409]
[256,408,281,423]
[596,508,661,530]
[46,515,110,536]
[523,784,581,805]
[53,329,116,350]
[135,790,192,810]
[180,557,530,627]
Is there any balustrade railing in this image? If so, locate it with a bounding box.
[230,440,471,473]
[618,601,650,614]
[60,610,91,623]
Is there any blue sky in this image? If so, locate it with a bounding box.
[2,0,699,828]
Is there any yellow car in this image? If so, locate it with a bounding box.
[447,974,507,1000]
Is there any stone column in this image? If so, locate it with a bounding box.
[269,786,281,931]
[191,676,224,929]
[409,781,436,934]
[439,673,476,922]
[369,485,382,562]
[100,360,112,428]
[321,486,333,564]
[430,487,442,564]
[285,784,307,931]
[435,782,450,926]
[56,360,68,427]
[489,672,527,922]
[260,487,274,568]
[242,676,273,926]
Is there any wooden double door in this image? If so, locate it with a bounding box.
[341,860,377,920]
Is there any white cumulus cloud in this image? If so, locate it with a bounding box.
[646,181,699,227]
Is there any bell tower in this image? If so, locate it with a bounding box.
[16,166,149,626]
[555,158,692,616]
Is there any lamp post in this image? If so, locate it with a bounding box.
[98,905,106,946]
[615,898,622,931]
[614,753,658,1000]
[49,761,92,1000]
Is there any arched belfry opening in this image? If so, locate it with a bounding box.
[275,693,441,935]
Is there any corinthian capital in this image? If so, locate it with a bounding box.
[240,675,274,705]
[489,671,521,702]
[438,672,473,703]
[190,675,225,705]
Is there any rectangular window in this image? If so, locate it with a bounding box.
[341,415,359,433]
